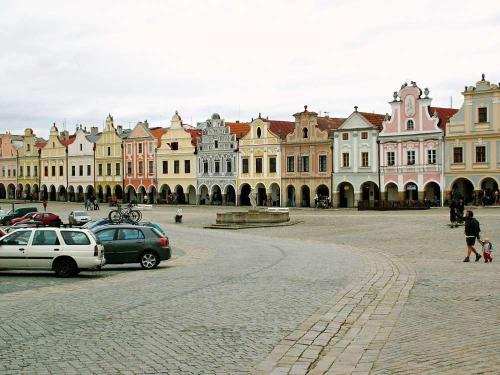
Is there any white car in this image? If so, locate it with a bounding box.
[0,227,105,277]
[69,211,91,225]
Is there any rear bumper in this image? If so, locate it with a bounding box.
[159,247,171,261]
[78,257,106,270]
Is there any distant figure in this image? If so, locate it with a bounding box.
[42,200,48,212]
[94,197,99,210]
[175,208,183,223]
[463,210,481,262]
[479,238,493,263]
[449,200,457,228]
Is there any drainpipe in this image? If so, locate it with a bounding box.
[15,149,19,201]
[93,143,96,200]
[38,148,41,200]
[66,147,69,202]
[377,139,381,205]
[121,143,125,203]
[441,134,445,207]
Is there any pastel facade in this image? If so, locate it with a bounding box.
[0,133,19,199]
[95,114,124,202]
[196,114,243,205]
[237,115,294,206]
[16,128,43,199]
[281,106,339,207]
[40,125,70,201]
[332,108,384,208]
[157,111,199,204]
[445,75,500,203]
[67,126,96,202]
[378,83,456,204]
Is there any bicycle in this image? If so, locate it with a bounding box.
[108,203,142,224]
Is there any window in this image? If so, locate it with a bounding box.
[319,155,327,172]
[407,119,414,130]
[117,228,144,240]
[32,230,60,246]
[453,147,463,163]
[361,132,368,140]
[97,164,102,176]
[19,166,23,177]
[242,158,249,174]
[427,149,437,164]
[170,142,178,150]
[255,157,263,173]
[96,228,116,242]
[387,151,395,166]
[407,150,416,165]
[300,156,309,172]
[87,165,91,176]
[302,128,308,139]
[12,169,15,177]
[52,166,56,176]
[2,167,4,177]
[61,231,90,245]
[287,156,295,172]
[44,166,48,177]
[174,160,179,174]
[148,160,154,175]
[27,144,30,152]
[203,161,208,174]
[107,147,111,156]
[79,144,82,151]
[342,153,350,168]
[476,146,486,163]
[127,144,131,154]
[214,140,218,149]
[106,163,111,176]
[26,166,30,177]
[342,133,349,141]
[115,163,120,176]
[162,161,168,174]
[256,127,262,138]
[52,142,55,148]
[226,159,232,173]
[184,160,190,174]
[127,162,132,175]
[79,165,83,176]
[34,166,37,177]
[59,165,63,176]
[72,165,76,176]
[138,143,143,154]
[361,152,369,167]
[478,107,487,123]
[215,160,220,173]
[148,142,153,154]
[269,157,277,173]
[138,161,143,175]
[1,230,31,246]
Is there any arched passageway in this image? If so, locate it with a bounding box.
[424,182,441,204]
[451,178,474,205]
[338,182,354,208]
[239,184,251,206]
[148,186,157,204]
[225,185,236,205]
[58,186,66,201]
[211,185,222,205]
[404,182,418,201]
[386,183,398,201]
[175,185,185,204]
[480,177,498,205]
[105,185,112,202]
[114,185,123,201]
[199,185,209,205]
[256,183,267,206]
[361,182,379,202]
[187,185,197,205]
[49,185,56,201]
[138,186,147,203]
[0,184,6,199]
[269,183,280,207]
[287,185,296,207]
[301,185,310,207]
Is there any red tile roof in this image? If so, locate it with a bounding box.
[150,127,167,147]
[268,120,295,140]
[358,112,385,130]
[226,122,251,140]
[185,127,201,147]
[429,107,459,134]
[317,117,345,135]
[59,135,75,146]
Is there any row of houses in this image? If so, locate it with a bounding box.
[1,75,499,207]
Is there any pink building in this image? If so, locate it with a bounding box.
[0,133,20,199]
[379,82,457,204]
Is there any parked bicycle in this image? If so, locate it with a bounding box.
[108,203,142,224]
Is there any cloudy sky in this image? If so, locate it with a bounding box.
[1,0,499,137]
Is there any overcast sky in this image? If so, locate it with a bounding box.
[1,0,499,137]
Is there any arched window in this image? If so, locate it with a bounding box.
[256,127,262,138]
[302,128,308,139]
[406,119,414,130]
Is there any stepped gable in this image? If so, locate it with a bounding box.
[268,120,295,140]
[429,106,459,134]
[226,122,250,140]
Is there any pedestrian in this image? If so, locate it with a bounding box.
[314,193,319,208]
[175,208,183,223]
[463,210,482,262]
[94,197,99,210]
[449,200,458,228]
[42,200,48,212]
[479,238,493,263]
[457,199,465,224]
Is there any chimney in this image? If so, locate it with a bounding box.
[60,130,69,140]
[117,125,123,134]
[90,126,98,136]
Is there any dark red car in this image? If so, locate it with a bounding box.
[30,212,62,226]
[10,212,40,225]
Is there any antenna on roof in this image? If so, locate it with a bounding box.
[450,96,453,108]
[238,104,241,122]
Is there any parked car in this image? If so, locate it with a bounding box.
[93,224,171,269]
[0,228,6,237]
[0,227,105,277]
[0,208,7,220]
[29,213,62,227]
[10,212,40,225]
[82,218,111,230]
[1,207,38,225]
[140,222,167,236]
[6,221,47,233]
[69,211,91,226]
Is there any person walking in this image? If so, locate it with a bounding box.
[42,200,48,212]
[449,200,458,228]
[463,210,482,262]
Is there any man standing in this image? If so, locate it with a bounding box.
[463,210,482,262]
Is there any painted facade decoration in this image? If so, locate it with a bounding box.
[40,125,71,201]
[67,126,96,202]
[445,74,500,204]
[0,133,19,199]
[123,121,165,203]
[238,114,294,206]
[16,129,43,200]
[378,82,456,205]
[196,113,244,205]
[95,114,124,202]
[281,106,340,207]
[157,111,199,204]
[332,107,384,208]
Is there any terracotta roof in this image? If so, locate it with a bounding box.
[226,122,250,140]
[35,141,47,149]
[429,106,459,134]
[317,117,345,135]
[358,112,385,129]
[268,120,295,140]
[186,128,201,147]
[150,127,167,147]
[59,135,75,146]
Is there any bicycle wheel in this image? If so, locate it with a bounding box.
[108,210,122,223]
[128,210,141,224]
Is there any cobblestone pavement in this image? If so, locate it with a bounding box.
[0,203,363,374]
[1,203,500,374]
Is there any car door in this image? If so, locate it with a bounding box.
[95,228,118,263]
[27,229,61,269]
[0,230,32,269]
[115,228,145,263]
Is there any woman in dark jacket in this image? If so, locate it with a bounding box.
[449,200,457,228]
[463,210,481,262]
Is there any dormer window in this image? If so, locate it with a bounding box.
[406,119,414,130]
[256,127,262,138]
[170,142,178,150]
[302,128,308,139]
[478,107,487,123]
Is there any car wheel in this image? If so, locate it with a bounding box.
[140,251,159,269]
[54,258,78,277]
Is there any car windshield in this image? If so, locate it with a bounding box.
[74,212,87,217]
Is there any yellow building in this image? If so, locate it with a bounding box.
[95,114,125,202]
[40,124,71,201]
[237,114,294,206]
[156,111,199,204]
[445,74,500,204]
[17,129,44,199]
